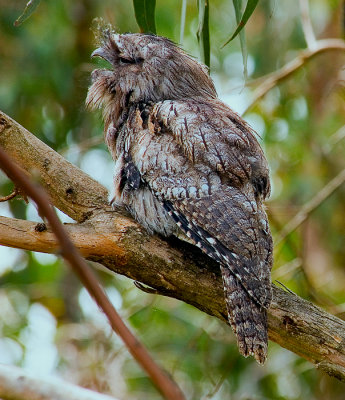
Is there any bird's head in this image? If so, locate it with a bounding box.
[86,27,217,125]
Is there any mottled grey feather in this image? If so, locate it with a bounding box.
[87,30,273,363]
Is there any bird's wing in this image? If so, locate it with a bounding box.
[162,185,273,309]
[152,100,271,199]
[128,105,273,309]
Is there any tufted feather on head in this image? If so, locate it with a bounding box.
[86,25,217,129]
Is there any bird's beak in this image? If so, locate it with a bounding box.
[91,47,107,60]
[91,47,114,65]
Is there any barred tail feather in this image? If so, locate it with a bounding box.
[220,265,268,364]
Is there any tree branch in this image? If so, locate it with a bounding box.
[275,167,345,246]
[1,110,345,381]
[0,125,185,400]
[243,39,345,114]
[0,363,119,400]
[0,111,109,222]
[299,0,316,49]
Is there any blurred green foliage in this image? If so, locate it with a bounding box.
[0,0,345,399]
[133,0,157,34]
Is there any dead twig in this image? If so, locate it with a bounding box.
[0,186,20,202]
[275,167,345,246]
[243,39,345,114]
[299,0,316,49]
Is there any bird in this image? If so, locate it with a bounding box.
[86,26,273,364]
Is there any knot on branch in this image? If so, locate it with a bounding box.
[0,117,7,133]
[34,222,47,232]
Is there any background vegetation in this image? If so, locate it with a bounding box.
[0,0,344,399]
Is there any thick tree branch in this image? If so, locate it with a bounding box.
[1,213,345,381]
[0,131,185,400]
[0,112,109,222]
[0,110,345,381]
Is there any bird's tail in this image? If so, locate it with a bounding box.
[220,265,268,364]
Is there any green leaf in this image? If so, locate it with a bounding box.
[232,0,248,78]
[196,0,210,69]
[179,0,187,44]
[14,0,41,27]
[223,0,259,47]
[133,0,157,34]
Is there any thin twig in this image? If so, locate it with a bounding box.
[272,258,302,280]
[0,363,119,400]
[0,146,185,400]
[323,124,345,154]
[59,135,104,157]
[274,280,298,296]
[243,39,345,114]
[299,0,316,49]
[202,372,227,399]
[0,186,19,202]
[275,167,345,246]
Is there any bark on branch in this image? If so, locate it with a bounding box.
[0,141,185,400]
[1,110,345,382]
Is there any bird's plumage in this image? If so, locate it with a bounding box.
[87,29,273,363]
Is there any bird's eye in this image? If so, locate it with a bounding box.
[119,57,136,64]
[119,56,144,65]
